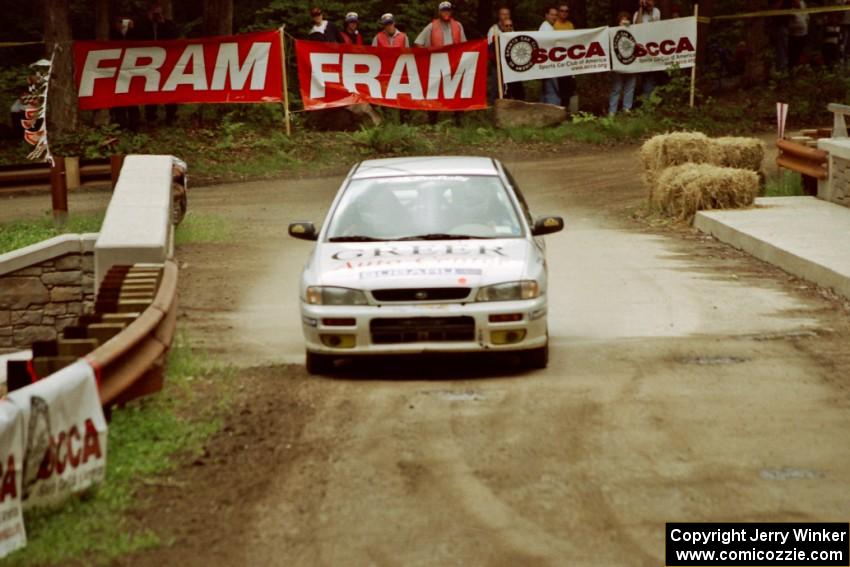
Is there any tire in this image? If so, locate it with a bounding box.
[521,343,549,370]
[306,351,335,375]
[172,184,187,226]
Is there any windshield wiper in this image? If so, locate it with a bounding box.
[396,233,490,241]
[328,235,387,242]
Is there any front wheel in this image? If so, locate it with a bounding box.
[521,343,549,370]
[306,351,335,375]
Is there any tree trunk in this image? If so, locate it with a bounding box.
[477,0,492,35]
[203,0,233,36]
[44,0,78,141]
[743,0,769,86]
[696,0,713,67]
[93,0,110,126]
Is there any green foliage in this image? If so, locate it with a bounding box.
[51,125,152,159]
[0,213,104,254]
[351,123,435,154]
[5,334,232,566]
[764,171,804,197]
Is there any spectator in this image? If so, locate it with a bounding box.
[414,1,467,47]
[372,13,409,47]
[487,6,512,44]
[670,4,683,18]
[788,0,809,68]
[135,2,178,125]
[822,12,842,67]
[308,7,342,42]
[633,0,661,98]
[609,12,637,116]
[554,3,576,109]
[768,0,792,72]
[108,14,140,131]
[340,12,363,45]
[539,6,560,105]
[487,13,524,102]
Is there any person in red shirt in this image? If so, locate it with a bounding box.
[372,14,410,47]
[340,12,363,45]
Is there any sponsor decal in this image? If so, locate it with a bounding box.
[73,31,283,110]
[359,267,483,279]
[296,39,488,111]
[331,244,507,261]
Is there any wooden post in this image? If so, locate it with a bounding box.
[49,157,68,228]
[689,4,699,108]
[110,154,125,189]
[280,26,292,136]
[494,33,504,100]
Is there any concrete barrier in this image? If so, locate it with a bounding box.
[94,155,176,290]
[817,138,850,208]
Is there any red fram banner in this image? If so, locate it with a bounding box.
[73,30,283,110]
[295,39,488,111]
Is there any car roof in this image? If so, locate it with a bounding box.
[351,156,500,179]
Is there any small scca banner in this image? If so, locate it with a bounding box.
[609,16,697,73]
[498,27,610,83]
[74,30,283,110]
[0,402,26,559]
[296,39,488,111]
[7,361,107,509]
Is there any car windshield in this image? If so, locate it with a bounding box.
[325,175,523,241]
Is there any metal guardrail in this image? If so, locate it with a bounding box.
[85,259,178,406]
[776,139,829,180]
[0,157,118,194]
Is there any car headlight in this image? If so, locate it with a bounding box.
[306,286,368,306]
[476,281,540,302]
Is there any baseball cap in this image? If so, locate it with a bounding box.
[439,1,453,11]
[380,13,394,25]
[345,11,359,22]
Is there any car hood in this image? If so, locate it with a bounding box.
[311,239,536,290]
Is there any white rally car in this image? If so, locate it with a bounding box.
[288,156,564,374]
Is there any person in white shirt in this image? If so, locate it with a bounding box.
[633,0,662,97]
[788,0,809,67]
[487,6,511,44]
[539,6,560,105]
[634,0,661,24]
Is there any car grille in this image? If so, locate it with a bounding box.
[370,316,476,344]
[372,288,471,302]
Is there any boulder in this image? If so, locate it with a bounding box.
[494,98,568,129]
[304,103,382,132]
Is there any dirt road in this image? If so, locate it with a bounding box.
[10,146,849,566]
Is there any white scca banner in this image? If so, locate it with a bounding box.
[7,361,107,509]
[610,16,697,73]
[498,27,610,84]
[0,402,26,558]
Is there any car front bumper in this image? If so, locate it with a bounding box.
[301,297,548,355]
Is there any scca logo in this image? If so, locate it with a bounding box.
[531,42,606,64]
[613,29,695,65]
[504,35,605,72]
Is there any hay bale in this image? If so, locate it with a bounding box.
[655,163,760,221]
[640,132,713,202]
[707,137,765,172]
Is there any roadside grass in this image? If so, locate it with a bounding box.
[764,171,804,197]
[5,333,233,567]
[0,213,103,255]
[175,212,233,245]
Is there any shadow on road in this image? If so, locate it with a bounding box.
[319,352,535,381]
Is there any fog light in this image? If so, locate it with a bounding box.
[489,313,523,323]
[320,334,356,348]
[302,316,318,327]
[322,318,356,326]
[490,329,527,345]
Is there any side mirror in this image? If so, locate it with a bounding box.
[532,216,564,236]
[288,222,318,241]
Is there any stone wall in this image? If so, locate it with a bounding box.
[817,138,850,208]
[0,235,97,352]
[829,156,850,207]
